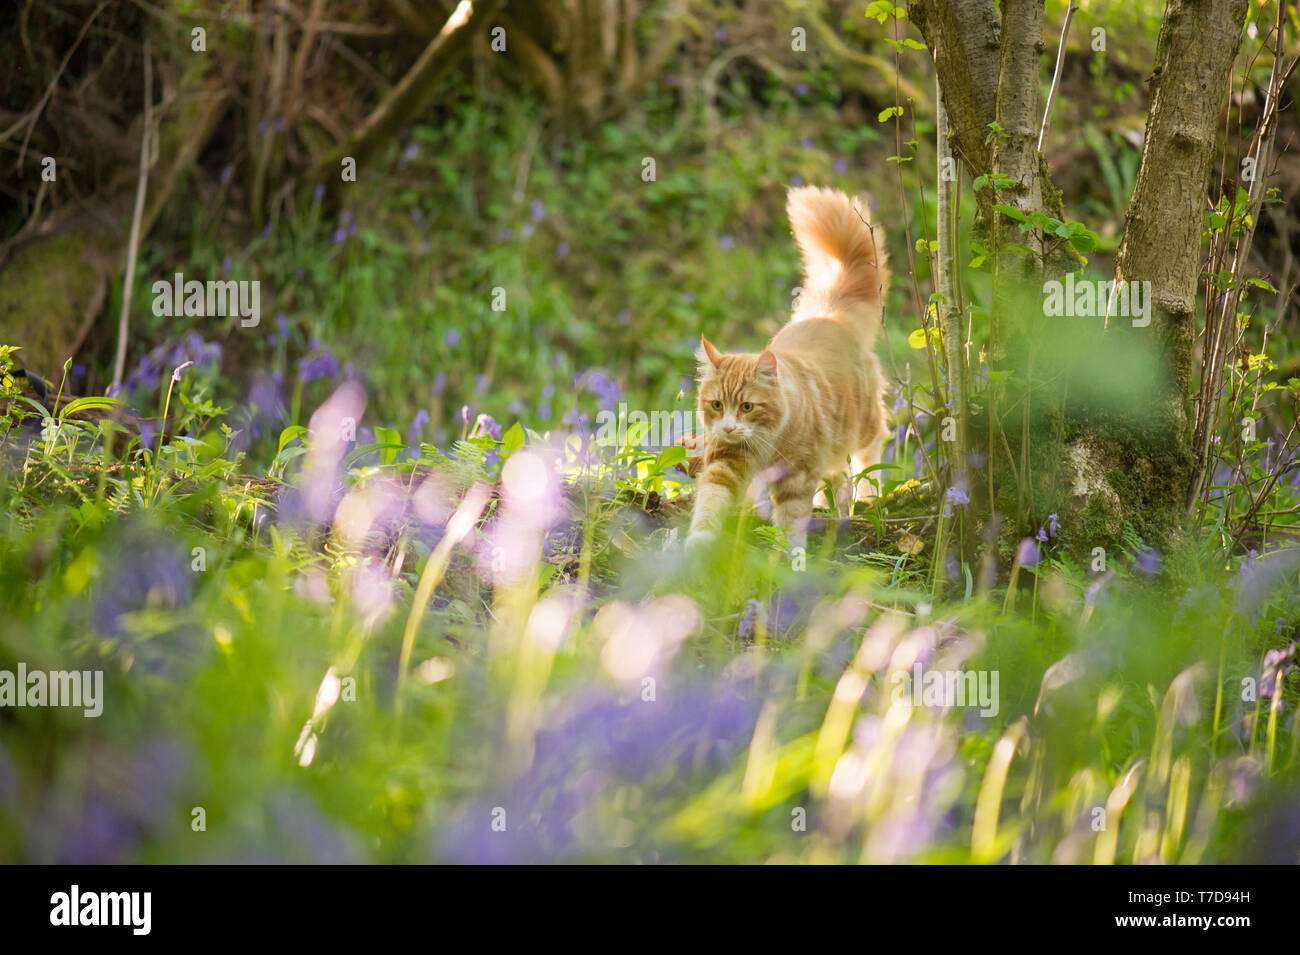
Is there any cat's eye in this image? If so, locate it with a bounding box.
[710,400,723,411]
[740,402,753,413]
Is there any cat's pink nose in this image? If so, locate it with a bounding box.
[722,425,736,433]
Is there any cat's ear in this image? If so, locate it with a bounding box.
[698,337,724,371]
[757,350,778,378]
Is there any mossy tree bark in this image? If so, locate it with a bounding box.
[1078,0,1252,545]
[910,0,1250,564]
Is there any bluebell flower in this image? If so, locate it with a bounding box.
[738,599,764,640]
[298,350,340,383]
[944,483,969,511]
[583,370,621,409]
[409,408,430,446]
[476,413,501,442]
[1135,546,1161,576]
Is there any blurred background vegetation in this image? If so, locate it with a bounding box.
[1,0,1299,864]
[10,0,1294,451]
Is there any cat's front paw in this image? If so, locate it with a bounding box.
[684,529,716,551]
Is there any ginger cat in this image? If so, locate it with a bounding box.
[686,186,890,550]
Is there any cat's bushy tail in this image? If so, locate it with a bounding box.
[786,186,888,336]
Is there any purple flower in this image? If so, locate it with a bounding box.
[298,350,340,383]
[94,528,191,639]
[408,408,430,446]
[834,156,848,174]
[1017,537,1041,567]
[1260,642,1297,697]
[474,373,490,395]
[521,223,536,239]
[1135,546,1161,576]
[583,370,621,409]
[790,174,805,186]
[800,137,814,150]
[475,413,501,442]
[738,599,764,640]
[1047,512,1060,537]
[556,241,570,259]
[432,372,448,395]
[1035,526,1048,544]
[944,483,969,509]
[445,329,460,348]
[719,236,734,250]
[794,81,809,97]
[530,199,546,222]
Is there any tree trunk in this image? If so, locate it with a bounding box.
[912,0,1250,564]
[1065,0,1249,548]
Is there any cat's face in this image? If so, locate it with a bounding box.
[696,338,782,448]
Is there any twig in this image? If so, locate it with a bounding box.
[1037,1,1078,153]
[111,37,152,390]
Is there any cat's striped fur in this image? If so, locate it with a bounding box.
[686,186,890,550]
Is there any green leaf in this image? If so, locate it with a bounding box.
[908,327,943,350]
[373,426,403,466]
[865,1,904,23]
[501,421,525,456]
[59,396,122,419]
[878,106,904,122]
[655,445,687,470]
[277,425,307,455]
[1068,230,1097,253]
